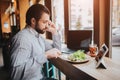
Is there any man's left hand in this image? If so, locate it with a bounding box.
[46,21,58,35]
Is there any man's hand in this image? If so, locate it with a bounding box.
[46,21,58,35]
[45,48,61,59]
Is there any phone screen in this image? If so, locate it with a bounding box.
[95,46,106,62]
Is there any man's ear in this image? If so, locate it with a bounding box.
[31,18,36,26]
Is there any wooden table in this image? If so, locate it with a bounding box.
[49,55,120,80]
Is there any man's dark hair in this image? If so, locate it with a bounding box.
[26,4,50,25]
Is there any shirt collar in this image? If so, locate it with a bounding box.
[28,26,39,38]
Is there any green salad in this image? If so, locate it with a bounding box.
[68,50,86,61]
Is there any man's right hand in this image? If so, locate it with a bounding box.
[45,48,61,59]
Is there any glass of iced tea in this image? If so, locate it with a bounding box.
[89,44,98,57]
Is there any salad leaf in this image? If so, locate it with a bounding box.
[68,50,86,61]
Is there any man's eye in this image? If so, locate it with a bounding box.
[43,22,47,24]
[43,21,48,23]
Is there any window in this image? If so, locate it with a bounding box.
[52,0,65,43]
[112,0,120,28]
[112,0,120,46]
[69,0,93,30]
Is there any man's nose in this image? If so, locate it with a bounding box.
[46,23,50,28]
[45,23,48,29]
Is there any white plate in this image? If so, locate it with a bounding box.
[60,54,90,64]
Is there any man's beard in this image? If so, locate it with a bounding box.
[35,24,45,34]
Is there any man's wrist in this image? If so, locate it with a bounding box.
[52,30,58,35]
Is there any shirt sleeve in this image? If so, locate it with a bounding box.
[10,34,32,67]
[44,33,61,51]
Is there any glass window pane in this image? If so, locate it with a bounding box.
[112,0,120,46]
[52,0,65,43]
[69,0,93,30]
[112,0,120,28]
